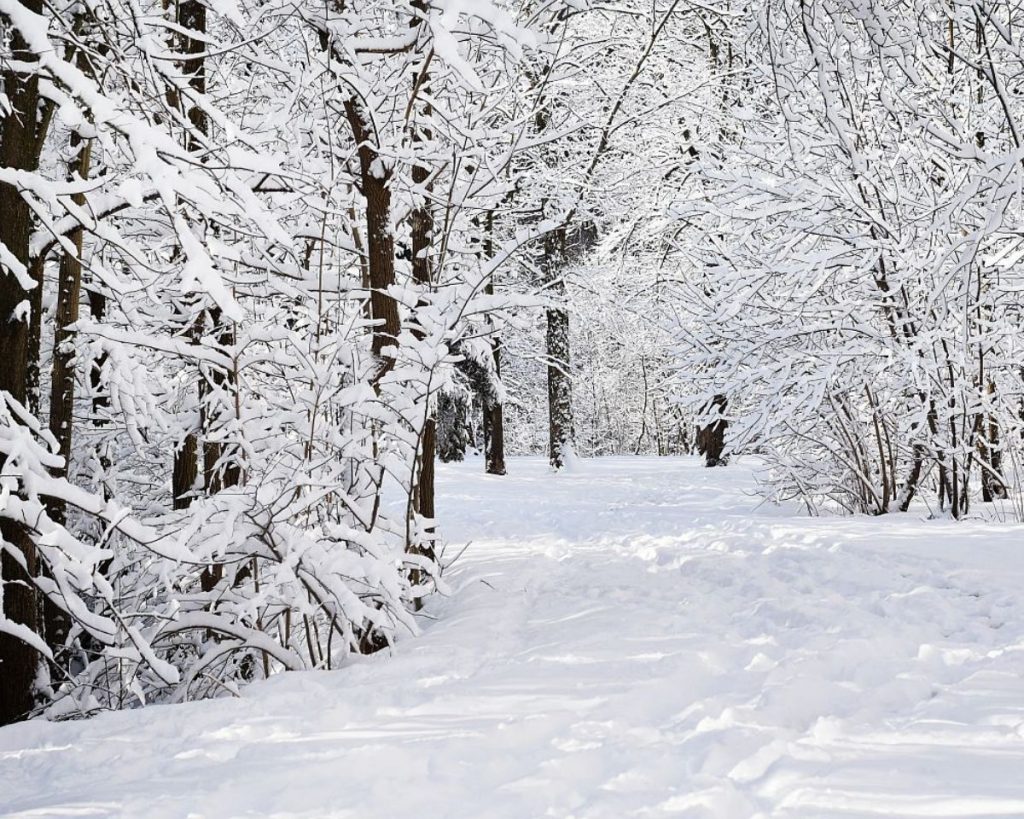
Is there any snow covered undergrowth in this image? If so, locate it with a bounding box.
[4,456,1024,818]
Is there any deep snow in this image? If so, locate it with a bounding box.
[3,457,1024,818]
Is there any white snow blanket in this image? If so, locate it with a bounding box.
[3,457,1024,818]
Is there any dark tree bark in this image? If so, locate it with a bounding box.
[86,286,112,497]
[482,346,507,475]
[482,211,506,475]
[48,132,93,523]
[343,98,400,368]
[311,28,401,369]
[199,308,241,593]
[42,130,92,654]
[410,176,435,521]
[25,255,44,418]
[979,382,1007,502]
[0,0,45,725]
[696,394,728,467]
[172,415,200,510]
[39,13,109,656]
[544,228,574,469]
[407,21,437,584]
[546,301,574,468]
[169,0,240,600]
[170,0,207,511]
[529,83,576,471]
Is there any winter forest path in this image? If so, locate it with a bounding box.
[4,457,1024,817]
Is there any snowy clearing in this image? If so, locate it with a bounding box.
[3,456,1024,818]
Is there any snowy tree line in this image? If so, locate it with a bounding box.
[5,0,1024,724]
[672,0,1024,518]
[501,0,1024,521]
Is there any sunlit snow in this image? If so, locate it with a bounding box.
[3,456,1024,818]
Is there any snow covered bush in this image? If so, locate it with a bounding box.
[670,0,1024,517]
[1,0,545,722]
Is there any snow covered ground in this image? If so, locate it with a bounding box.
[4,456,1024,818]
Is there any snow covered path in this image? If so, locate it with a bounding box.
[4,457,1024,818]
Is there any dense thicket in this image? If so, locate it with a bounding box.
[0,0,561,723]
[6,0,1024,724]
[504,0,1024,521]
[672,1,1024,517]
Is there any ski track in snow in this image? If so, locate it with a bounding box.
[3,456,1024,818]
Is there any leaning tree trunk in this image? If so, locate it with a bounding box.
[0,0,45,725]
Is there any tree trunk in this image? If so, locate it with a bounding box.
[344,99,400,368]
[42,130,93,654]
[544,229,574,469]
[170,0,239,597]
[482,211,506,475]
[25,255,44,418]
[171,0,207,511]
[696,394,728,467]
[410,150,435,525]
[312,28,400,366]
[979,382,1007,502]
[408,27,437,579]
[483,344,507,475]
[86,286,112,499]
[48,134,93,522]
[0,0,45,725]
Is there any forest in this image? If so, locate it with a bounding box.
[4,2,1024,808]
